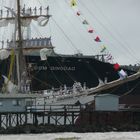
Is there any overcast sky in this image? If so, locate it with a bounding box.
[0,0,140,65]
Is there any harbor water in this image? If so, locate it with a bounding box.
[0,132,140,140]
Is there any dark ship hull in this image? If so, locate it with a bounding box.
[0,52,136,91]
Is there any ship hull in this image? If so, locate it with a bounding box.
[0,54,137,93]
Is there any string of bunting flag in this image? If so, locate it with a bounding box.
[70,0,113,62]
[70,0,128,79]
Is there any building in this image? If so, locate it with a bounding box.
[0,94,43,112]
[95,94,119,111]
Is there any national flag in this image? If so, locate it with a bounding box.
[94,36,101,42]
[100,45,106,53]
[71,0,77,7]
[118,69,127,79]
[113,63,120,71]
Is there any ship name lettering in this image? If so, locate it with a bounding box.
[50,66,75,71]
[33,66,48,70]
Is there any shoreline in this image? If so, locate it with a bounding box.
[1,123,140,134]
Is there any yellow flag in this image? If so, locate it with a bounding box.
[100,45,106,53]
[71,0,77,7]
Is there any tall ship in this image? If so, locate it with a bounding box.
[0,0,139,106]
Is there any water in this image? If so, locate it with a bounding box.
[0,132,140,140]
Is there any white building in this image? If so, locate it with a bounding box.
[0,94,43,112]
[95,94,119,111]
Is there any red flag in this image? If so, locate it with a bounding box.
[94,36,101,42]
[113,63,120,71]
[88,29,94,33]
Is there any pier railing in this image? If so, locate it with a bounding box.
[26,104,86,113]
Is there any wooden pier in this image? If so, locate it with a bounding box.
[0,104,140,133]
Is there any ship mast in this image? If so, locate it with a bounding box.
[16,0,26,92]
[0,0,51,93]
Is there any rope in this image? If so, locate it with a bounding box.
[8,49,15,80]
[46,60,63,85]
[2,49,15,93]
[51,17,79,53]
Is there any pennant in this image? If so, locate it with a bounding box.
[94,36,101,42]
[113,63,120,71]
[88,28,94,33]
[76,11,80,16]
[106,53,113,61]
[82,20,88,25]
[71,0,77,7]
[100,45,106,53]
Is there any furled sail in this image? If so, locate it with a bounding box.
[40,48,52,60]
[0,17,49,27]
[37,16,49,26]
[0,49,10,60]
[0,19,8,27]
[2,75,18,94]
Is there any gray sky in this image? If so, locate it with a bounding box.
[0,0,140,65]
